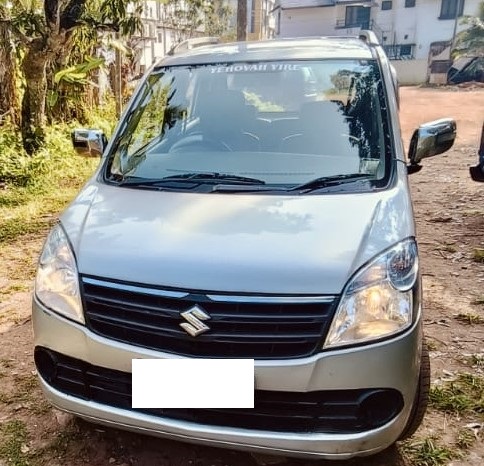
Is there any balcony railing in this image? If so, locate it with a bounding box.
[383,44,415,60]
[335,19,370,29]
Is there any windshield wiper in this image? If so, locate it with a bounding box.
[289,173,372,193]
[117,172,266,187]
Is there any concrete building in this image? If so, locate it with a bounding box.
[226,0,276,40]
[248,0,277,40]
[133,0,206,72]
[273,0,481,83]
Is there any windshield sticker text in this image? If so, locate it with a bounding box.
[210,64,301,74]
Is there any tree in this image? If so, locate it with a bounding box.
[4,0,228,154]
[204,0,233,39]
[7,0,141,154]
[160,0,211,45]
[236,0,246,41]
[452,1,484,58]
[0,2,19,125]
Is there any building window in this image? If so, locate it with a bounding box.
[344,6,371,28]
[405,0,416,7]
[382,1,392,10]
[439,0,465,19]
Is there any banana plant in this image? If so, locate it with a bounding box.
[3,0,144,154]
[47,56,104,108]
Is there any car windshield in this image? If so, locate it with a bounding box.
[106,59,391,193]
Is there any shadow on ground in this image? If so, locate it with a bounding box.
[73,419,408,466]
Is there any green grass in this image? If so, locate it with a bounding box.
[0,420,30,466]
[454,312,484,325]
[462,209,484,217]
[0,218,49,244]
[0,189,29,208]
[402,438,455,466]
[28,423,85,465]
[430,373,484,414]
[466,354,484,368]
[456,428,477,449]
[472,248,484,263]
[0,123,102,245]
[40,428,79,457]
[0,416,81,466]
[426,339,439,351]
[0,359,14,369]
[0,284,29,297]
[440,244,457,253]
[0,373,40,406]
[0,187,89,244]
[13,374,40,403]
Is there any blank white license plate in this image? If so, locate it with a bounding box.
[132,358,254,409]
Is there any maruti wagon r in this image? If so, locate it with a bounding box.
[33,32,457,459]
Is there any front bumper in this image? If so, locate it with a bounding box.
[32,297,423,459]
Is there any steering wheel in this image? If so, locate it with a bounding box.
[169,134,232,152]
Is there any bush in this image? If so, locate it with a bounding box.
[0,123,42,186]
[0,123,90,187]
[0,102,115,187]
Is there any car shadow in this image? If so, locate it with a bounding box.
[75,419,408,466]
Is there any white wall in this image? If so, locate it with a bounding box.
[276,0,481,60]
[138,0,203,69]
[373,0,418,45]
[413,0,479,59]
[278,7,337,37]
[391,59,428,84]
[373,0,480,59]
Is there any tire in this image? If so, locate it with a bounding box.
[398,340,431,440]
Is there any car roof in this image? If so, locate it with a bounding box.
[156,37,374,68]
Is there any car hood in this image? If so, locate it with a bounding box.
[62,178,414,295]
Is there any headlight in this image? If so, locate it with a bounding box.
[35,224,84,323]
[324,239,418,348]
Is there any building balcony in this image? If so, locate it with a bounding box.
[335,19,370,29]
[383,44,416,60]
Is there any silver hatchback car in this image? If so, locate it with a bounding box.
[33,33,457,459]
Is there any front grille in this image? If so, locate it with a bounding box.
[35,348,404,434]
[81,276,336,359]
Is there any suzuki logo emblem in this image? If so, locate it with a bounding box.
[179,305,211,337]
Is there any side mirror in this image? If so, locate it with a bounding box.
[408,118,457,168]
[469,123,484,182]
[71,129,108,157]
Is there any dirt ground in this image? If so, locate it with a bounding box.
[0,86,483,466]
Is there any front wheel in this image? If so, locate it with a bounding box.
[398,341,431,440]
